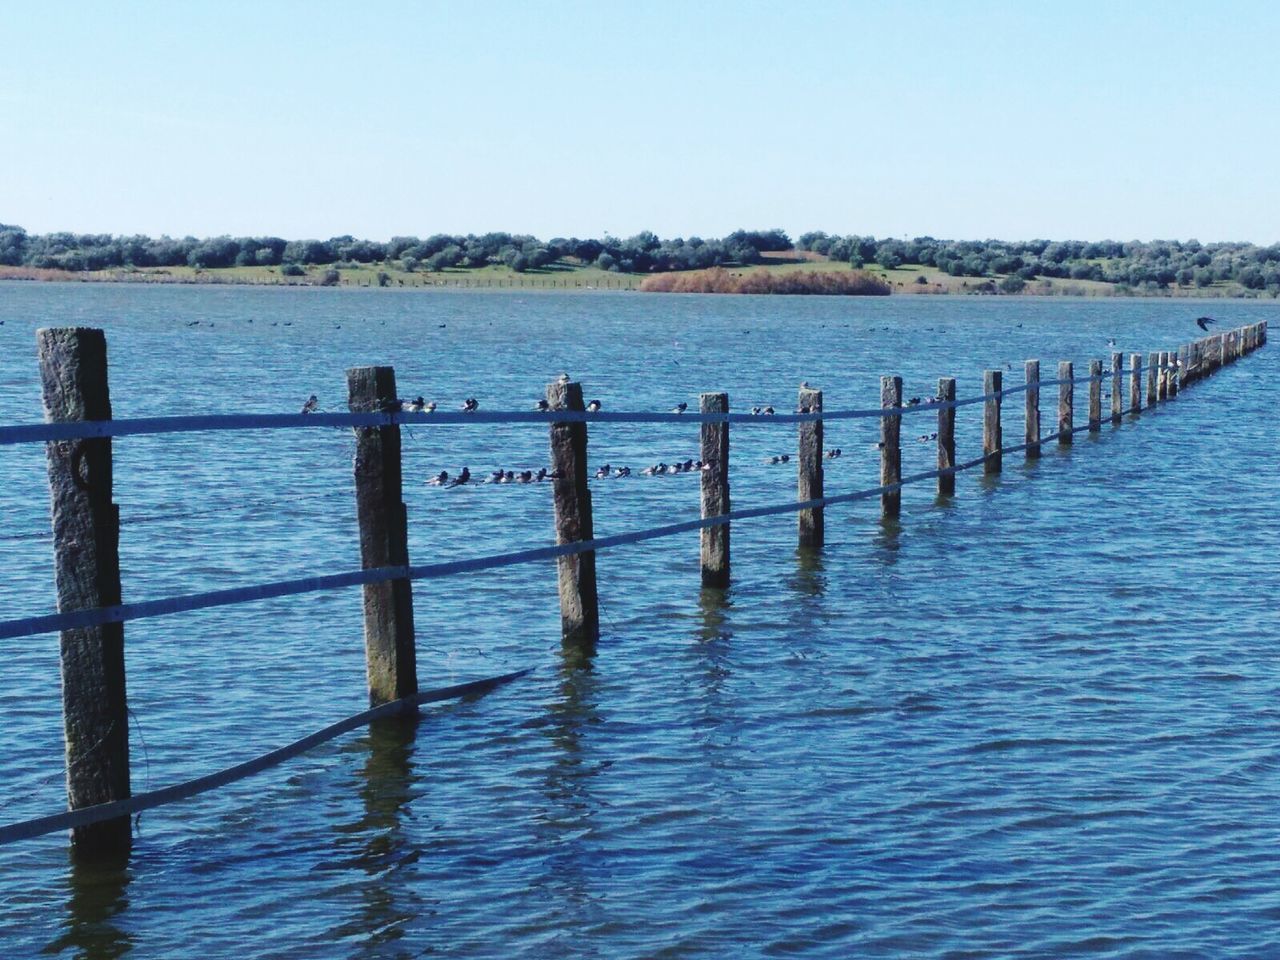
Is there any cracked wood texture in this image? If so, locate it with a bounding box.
[1057,361,1073,444]
[797,387,823,548]
[880,376,902,517]
[38,327,131,856]
[983,370,1002,473]
[936,377,956,496]
[1088,359,1103,432]
[699,392,730,586]
[548,380,599,651]
[1024,361,1040,459]
[348,366,418,706]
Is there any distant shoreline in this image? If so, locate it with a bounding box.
[0,263,1273,300]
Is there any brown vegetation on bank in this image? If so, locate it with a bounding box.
[639,267,891,296]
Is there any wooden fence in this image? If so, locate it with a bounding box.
[0,319,1266,854]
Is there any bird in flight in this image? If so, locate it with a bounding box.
[1196,316,1216,332]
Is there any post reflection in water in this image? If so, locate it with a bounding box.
[535,660,604,921]
[326,716,422,957]
[47,850,134,960]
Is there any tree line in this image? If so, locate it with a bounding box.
[0,225,792,275]
[2,222,1278,291]
[797,233,1280,292]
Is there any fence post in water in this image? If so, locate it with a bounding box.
[37,327,130,856]
[700,392,731,586]
[1088,359,1102,432]
[1111,352,1124,422]
[1129,353,1143,414]
[547,379,600,651]
[1024,360,1040,459]
[983,370,1002,473]
[797,386,823,549]
[1170,348,1182,397]
[880,376,902,517]
[1158,352,1170,401]
[1057,361,1073,444]
[937,377,956,496]
[1146,352,1159,406]
[348,366,418,707]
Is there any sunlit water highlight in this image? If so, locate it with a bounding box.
[1,284,1277,958]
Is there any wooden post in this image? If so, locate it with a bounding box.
[1024,360,1040,459]
[348,366,418,706]
[1157,351,1170,401]
[1087,359,1102,432]
[880,376,902,516]
[983,369,1002,473]
[1146,352,1158,406]
[37,327,130,855]
[1171,347,1184,396]
[547,379,600,649]
[1129,353,1143,414]
[1057,361,1073,444]
[797,386,823,548]
[937,377,956,496]
[700,392,731,586]
[1110,352,1123,422]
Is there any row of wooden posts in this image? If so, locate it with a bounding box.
[25,321,1266,854]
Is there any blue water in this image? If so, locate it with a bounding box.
[1,284,1277,958]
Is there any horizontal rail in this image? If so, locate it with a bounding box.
[0,372,1149,446]
[0,668,532,846]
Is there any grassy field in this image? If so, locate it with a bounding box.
[0,257,1259,298]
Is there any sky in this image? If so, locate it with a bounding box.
[1,0,1277,244]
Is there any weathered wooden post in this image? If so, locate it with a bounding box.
[1024,360,1041,459]
[1110,352,1123,422]
[348,366,418,706]
[880,376,902,517]
[797,386,823,548]
[1057,361,1073,444]
[1088,359,1102,432]
[1170,348,1182,397]
[547,379,600,650]
[937,377,956,496]
[700,392,731,586]
[38,327,130,855]
[983,370,1002,473]
[1129,353,1143,414]
[1146,352,1159,406]
[1157,351,1170,401]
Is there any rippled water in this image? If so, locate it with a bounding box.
[1,284,1277,958]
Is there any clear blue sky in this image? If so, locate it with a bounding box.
[2,1,1276,243]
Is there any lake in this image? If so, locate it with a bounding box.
[1,283,1278,958]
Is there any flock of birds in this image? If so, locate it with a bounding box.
[300,317,1222,490]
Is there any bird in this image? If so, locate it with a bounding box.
[767,455,782,464]
[615,466,631,477]
[518,470,533,483]
[800,380,812,390]
[671,402,688,414]
[917,432,938,443]
[682,459,694,472]
[535,398,550,412]
[535,468,548,482]
[750,406,762,415]
[461,398,479,412]
[402,396,426,413]
[825,448,843,459]
[449,467,471,487]
[557,373,570,384]
[488,470,505,484]
[763,406,775,415]
[1107,338,1117,348]
[907,397,922,406]
[427,470,449,486]
[300,395,319,414]
[594,464,611,479]
[424,400,437,413]
[1196,316,1216,332]
[780,454,790,463]
[586,399,602,413]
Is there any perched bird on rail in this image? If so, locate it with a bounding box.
[586,399,602,413]
[615,466,631,478]
[427,470,449,486]
[461,397,479,412]
[1196,316,1216,331]
[763,406,775,415]
[535,398,550,412]
[449,467,471,487]
[671,402,688,414]
[402,396,426,413]
[300,395,319,414]
[594,463,611,479]
[825,448,843,459]
[424,400,437,413]
[750,406,762,415]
